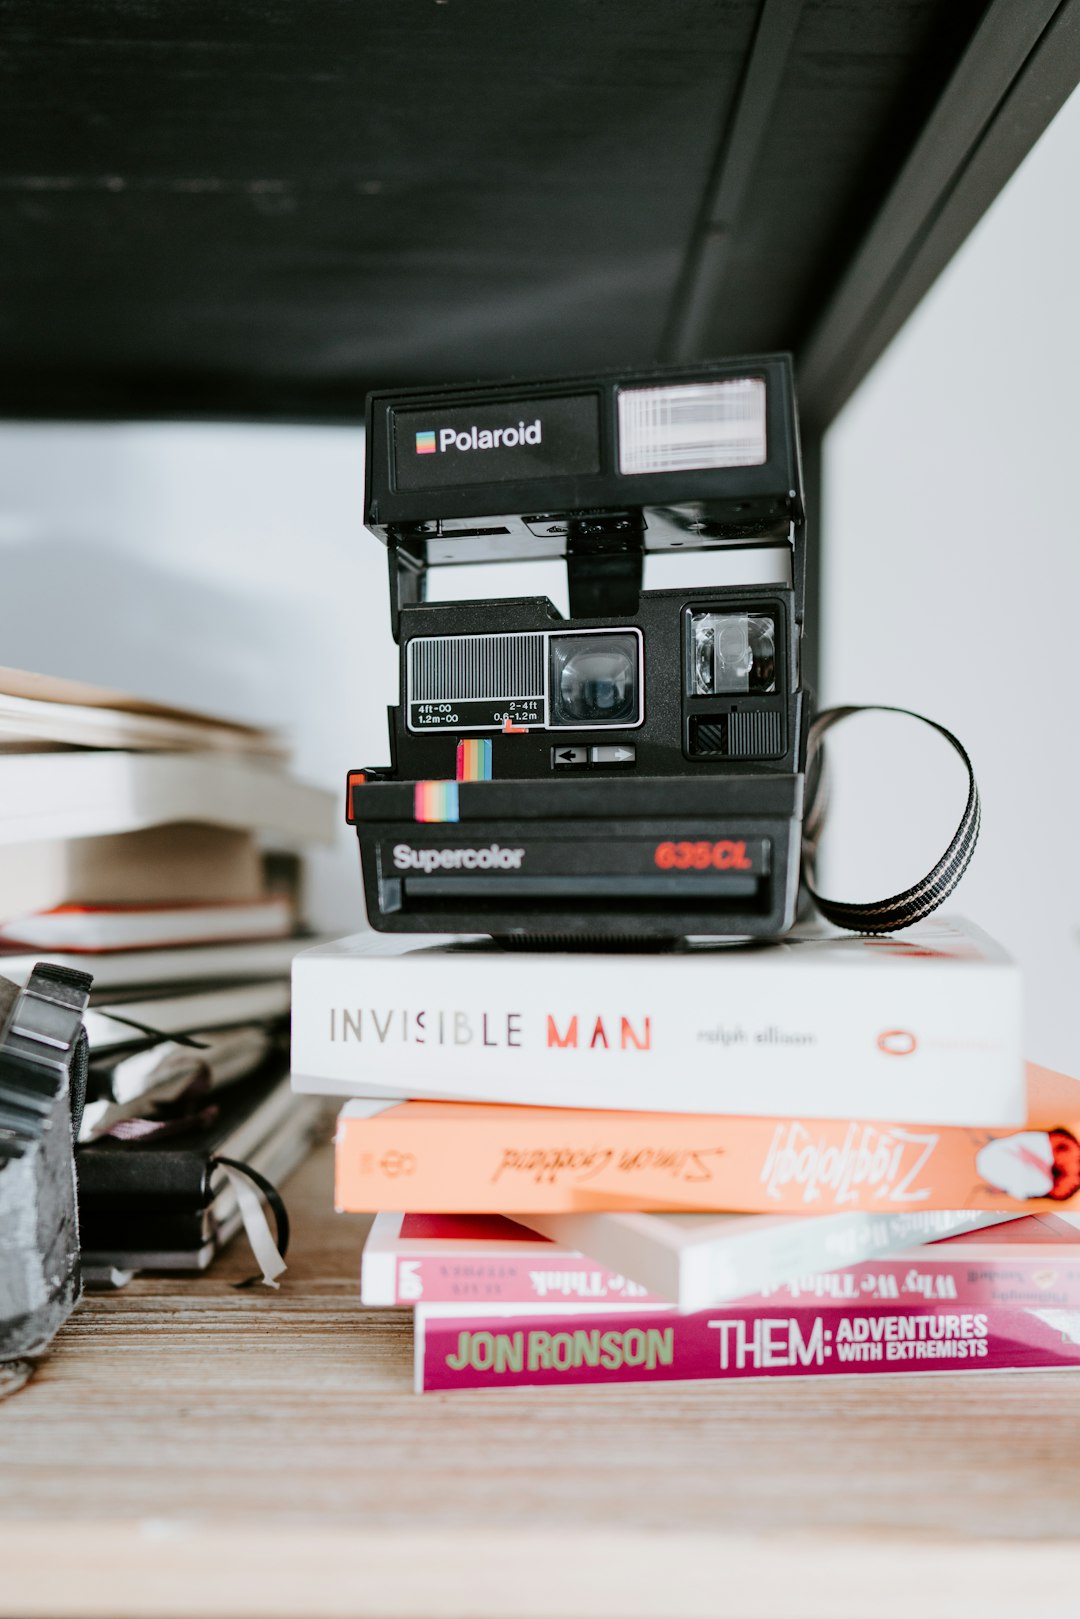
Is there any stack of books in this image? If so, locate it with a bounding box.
[0,665,336,1282]
[292,919,1080,1391]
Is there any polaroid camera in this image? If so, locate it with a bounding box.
[347,355,810,942]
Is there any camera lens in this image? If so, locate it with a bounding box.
[549,634,639,727]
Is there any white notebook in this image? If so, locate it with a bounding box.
[0,750,335,845]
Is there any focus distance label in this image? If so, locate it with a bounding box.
[393,393,601,492]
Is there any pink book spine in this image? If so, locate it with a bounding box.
[380,1251,663,1306]
[382,1248,1080,1311]
[754,1255,1080,1310]
[417,1302,1080,1391]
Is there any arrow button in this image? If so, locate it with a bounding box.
[588,744,636,765]
[551,746,587,767]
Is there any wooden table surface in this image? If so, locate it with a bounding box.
[3,1136,1080,1619]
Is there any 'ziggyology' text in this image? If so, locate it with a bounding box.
[759,1121,940,1205]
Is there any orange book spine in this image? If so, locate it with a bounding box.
[334,1063,1080,1215]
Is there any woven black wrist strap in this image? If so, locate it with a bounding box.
[803,704,981,934]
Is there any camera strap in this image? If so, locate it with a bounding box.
[803,705,981,934]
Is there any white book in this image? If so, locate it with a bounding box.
[85,980,292,1063]
[0,897,293,952]
[290,917,1025,1125]
[510,1208,1015,1312]
[0,823,265,924]
[0,934,312,992]
[0,665,283,757]
[0,750,335,846]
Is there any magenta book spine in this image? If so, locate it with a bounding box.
[754,1254,1080,1310]
[391,1248,1080,1311]
[384,1251,661,1307]
[417,1302,1080,1391]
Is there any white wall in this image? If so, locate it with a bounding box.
[0,84,1076,1071]
[0,423,395,933]
[822,87,1080,1076]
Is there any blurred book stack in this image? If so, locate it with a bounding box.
[0,666,336,1282]
[291,921,1080,1390]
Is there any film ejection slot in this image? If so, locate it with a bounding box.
[386,834,769,908]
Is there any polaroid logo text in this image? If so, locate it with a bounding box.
[427,419,543,454]
[393,843,525,873]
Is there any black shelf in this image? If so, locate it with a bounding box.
[2,0,1077,425]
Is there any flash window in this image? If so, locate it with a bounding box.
[690,611,776,695]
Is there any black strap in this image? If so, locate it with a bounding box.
[93,1010,209,1050]
[211,1154,291,1260]
[803,705,981,934]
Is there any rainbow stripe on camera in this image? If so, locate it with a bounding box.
[414,780,459,823]
[455,738,493,782]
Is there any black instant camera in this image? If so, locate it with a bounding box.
[348,355,809,942]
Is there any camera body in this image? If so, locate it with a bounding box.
[348,355,809,941]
